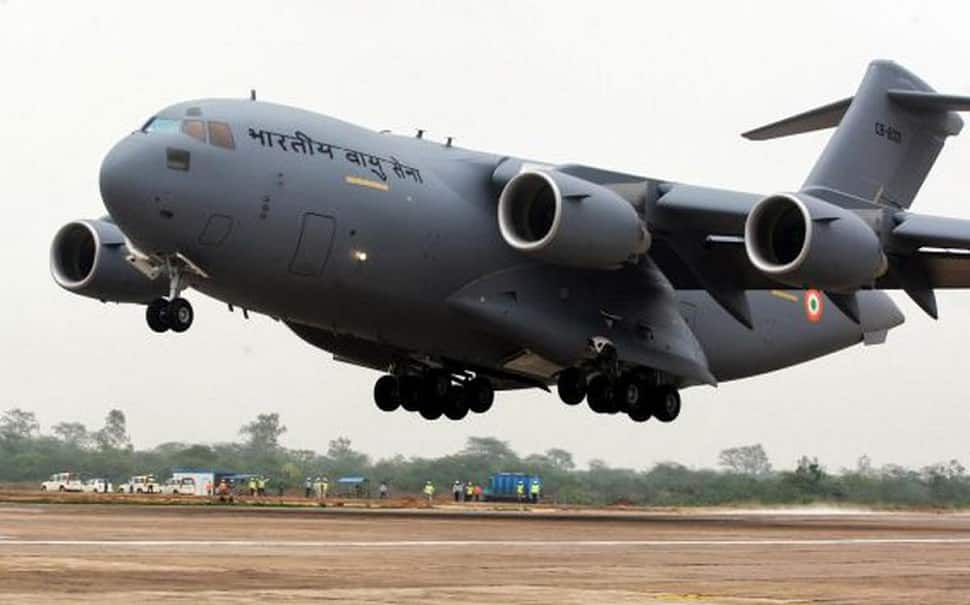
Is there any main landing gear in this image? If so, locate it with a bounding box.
[145,258,195,333]
[556,367,682,424]
[373,371,494,422]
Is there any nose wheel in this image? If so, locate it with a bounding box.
[145,297,194,333]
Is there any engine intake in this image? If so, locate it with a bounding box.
[51,219,167,303]
[497,170,648,269]
[744,193,886,290]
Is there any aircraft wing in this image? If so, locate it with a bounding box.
[649,185,970,324]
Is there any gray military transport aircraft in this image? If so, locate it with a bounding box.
[51,60,970,423]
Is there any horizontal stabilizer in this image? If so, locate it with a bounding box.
[888,90,970,114]
[742,97,853,140]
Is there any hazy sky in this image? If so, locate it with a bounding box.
[4,1,970,471]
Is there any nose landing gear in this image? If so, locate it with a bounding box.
[145,297,194,333]
[143,256,199,334]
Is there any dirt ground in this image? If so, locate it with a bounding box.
[2,503,970,604]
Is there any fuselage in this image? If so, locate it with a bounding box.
[97,98,904,388]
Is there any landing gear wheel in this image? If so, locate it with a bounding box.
[399,376,422,412]
[419,399,443,421]
[652,387,681,423]
[423,370,451,402]
[167,298,193,333]
[586,375,614,414]
[146,298,170,333]
[557,368,587,405]
[373,375,400,412]
[628,406,652,423]
[613,374,644,414]
[464,377,494,414]
[443,389,469,421]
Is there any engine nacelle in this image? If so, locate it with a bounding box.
[50,219,167,303]
[497,170,649,269]
[744,193,886,290]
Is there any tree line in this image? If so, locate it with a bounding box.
[2,408,969,507]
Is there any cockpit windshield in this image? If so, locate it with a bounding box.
[142,117,180,134]
[141,116,236,150]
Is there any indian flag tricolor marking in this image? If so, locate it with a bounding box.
[804,289,823,323]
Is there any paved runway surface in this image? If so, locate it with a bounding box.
[2,503,970,603]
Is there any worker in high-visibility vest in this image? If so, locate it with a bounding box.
[465,481,475,502]
[515,479,525,502]
[530,480,540,503]
[248,477,257,497]
[423,480,435,503]
[321,476,329,499]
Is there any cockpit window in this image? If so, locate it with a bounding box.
[208,121,235,149]
[181,119,206,142]
[142,116,235,151]
[143,117,180,134]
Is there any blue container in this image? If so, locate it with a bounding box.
[484,472,541,501]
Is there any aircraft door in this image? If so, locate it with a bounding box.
[289,213,336,276]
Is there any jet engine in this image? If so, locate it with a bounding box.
[497,170,649,269]
[744,193,886,290]
[50,219,167,303]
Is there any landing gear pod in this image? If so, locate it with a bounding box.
[497,170,649,269]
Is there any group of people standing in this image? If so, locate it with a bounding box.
[304,476,330,499]
[451,480,484,502]
[247,476,270,496]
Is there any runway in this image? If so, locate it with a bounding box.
[2,503,970,604]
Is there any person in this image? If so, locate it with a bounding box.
[474,483,483,502]
[465,481,474,502]
[423,480,435,504]
[205,480,212,496]
[257,476,266,497]
[452,480,462,502]
[530,479,540,504]
[379,481,389,499]
[216,478,232,503]
[516,479,525,502]
[248,476,257,497]
[321,476,329,500]
[304,477,313,498]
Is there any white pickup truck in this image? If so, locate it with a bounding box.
[82,478,113,493]
[160,477,197,495]
[41,472,84,492]
[118,474,160,494]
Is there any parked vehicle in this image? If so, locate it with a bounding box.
[160,476,197,495]
[41,472,84,492]
[82,478,113,493]
[483,472,541,501]
[118,474,160,494]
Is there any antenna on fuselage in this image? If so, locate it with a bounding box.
[250,89,257,101]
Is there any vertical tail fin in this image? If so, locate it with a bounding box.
[743,60,968,210]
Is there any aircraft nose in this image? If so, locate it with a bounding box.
[99,135,157,239]
[100,137,137,217]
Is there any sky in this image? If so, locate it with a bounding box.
[3,0,970,472]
